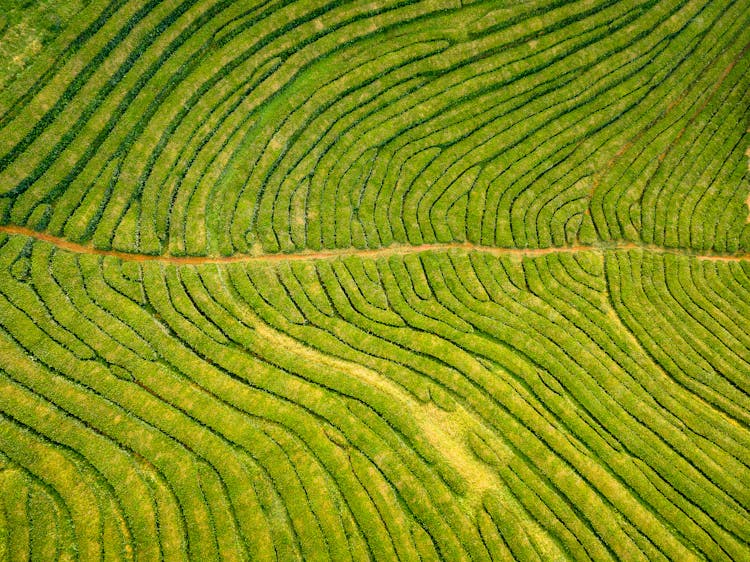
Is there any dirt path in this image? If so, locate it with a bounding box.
[1,224,748,264]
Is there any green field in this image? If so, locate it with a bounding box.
[0,0,749,559]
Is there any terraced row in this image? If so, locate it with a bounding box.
[1,232,748,560]
[1,0,748,559]
[0,0,748,256]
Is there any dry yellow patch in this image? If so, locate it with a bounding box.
[253,320,504,502]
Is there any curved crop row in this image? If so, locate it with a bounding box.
[1,233,748,559]
[1,0,748,560]
[1,0,747,256]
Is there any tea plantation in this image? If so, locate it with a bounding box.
[0,0,748,559]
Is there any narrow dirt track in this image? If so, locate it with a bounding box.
[1,224,749,264]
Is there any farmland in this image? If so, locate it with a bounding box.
[0,0,749,560]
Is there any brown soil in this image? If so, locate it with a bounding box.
[1,224,748,264]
